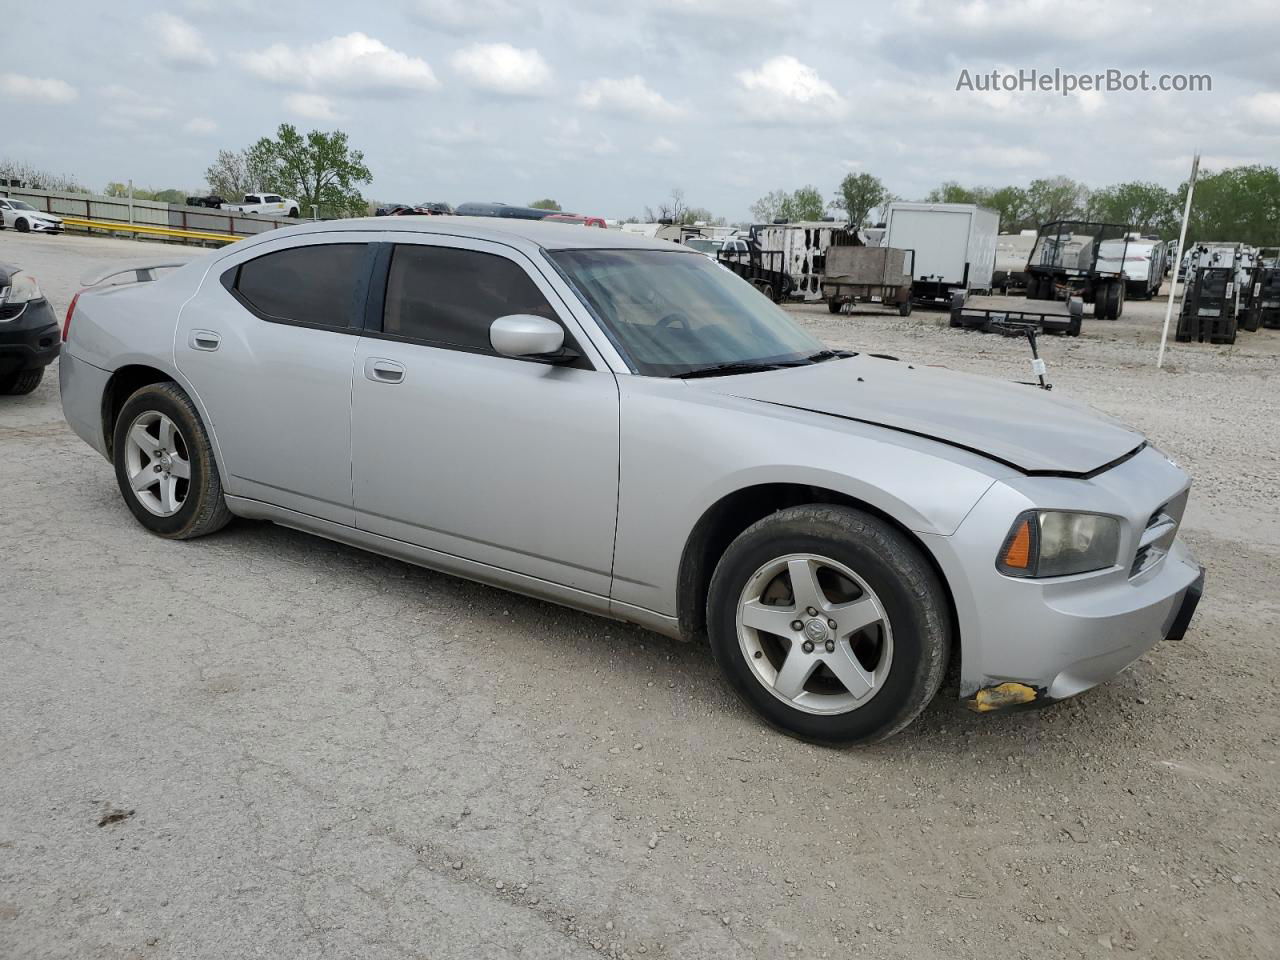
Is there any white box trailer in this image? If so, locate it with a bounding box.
[883,202,999,302]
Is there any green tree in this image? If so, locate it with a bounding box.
[529,198,561,211]
[1025,176,1089,226]
[832,172,890,227]
[981,186,1031,231]
[789,185,826,221]
[1179,165,1280,247]
[750,188,791,223]
[1086,181,1176,235]
[104,183,186,203]
[924,181,982,204]
[247,124,372,218]
[204,147,275,201]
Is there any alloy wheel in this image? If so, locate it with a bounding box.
[123,411,191,517]
[735,553,893,716]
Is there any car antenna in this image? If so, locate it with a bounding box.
[988,319,1052,390]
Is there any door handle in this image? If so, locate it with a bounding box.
[190,330,221,351]
[364,358,405,384]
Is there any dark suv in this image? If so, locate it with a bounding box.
[0,262,60,394]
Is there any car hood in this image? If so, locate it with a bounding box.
[691,355,1145,475]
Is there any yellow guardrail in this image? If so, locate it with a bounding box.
[59,216,242,244]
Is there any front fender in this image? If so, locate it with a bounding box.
[610,376,1009,618]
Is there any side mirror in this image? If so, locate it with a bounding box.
[490,314,566,359]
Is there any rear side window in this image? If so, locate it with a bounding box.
[232,243,366,330]
[383,245,556,352]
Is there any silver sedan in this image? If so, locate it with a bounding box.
[59,218,1204,744]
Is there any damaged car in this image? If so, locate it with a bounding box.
[58,217,1205,744]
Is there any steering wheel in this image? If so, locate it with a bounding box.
[657,312,691,329]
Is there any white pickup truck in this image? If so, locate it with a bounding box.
[221,193,300,218]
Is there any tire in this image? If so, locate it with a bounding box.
[827,298,843,314]
[288,207,300,219]
[898,300,912,317]
[706,504,950,746]
[111,382,232,539]
[1094,284,1112,320]
[0,367,43,395]
[1113,281,1125,319]
[15,218,30,233]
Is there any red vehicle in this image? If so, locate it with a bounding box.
[544,213,607,228]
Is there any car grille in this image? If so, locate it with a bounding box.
[1130,491,1187,578]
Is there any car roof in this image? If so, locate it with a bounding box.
[232,216,701,254]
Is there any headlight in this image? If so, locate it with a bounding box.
[1,270,43,305]
[997,510,1121,578]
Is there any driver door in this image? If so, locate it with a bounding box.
[349,237,621,597]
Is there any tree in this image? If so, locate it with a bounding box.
[750,189,791,223]
[1085,181,1176,236]
[105,183,186,203]
[1025,176,1089,226]
[789,185,826,221]
[645,187,706,225]
[833,173,890,227]
[924,181,981,204]
[204,148,274,200]
[981,186,1032,231]
[246,124,372,218]
[0,158,86,193]
[529,198,561,211]
[1180,165,1280,247]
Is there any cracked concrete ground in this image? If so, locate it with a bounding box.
[1,232,1278,959]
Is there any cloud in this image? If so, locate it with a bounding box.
[154,13,217,68]
[647,136,679,155]
[99,85,170,130]
[410,0,532,33]
[183,117,218,135]
[734,55,846,119]
[450,43,550,96]
[1240,90,1280,126]
[239,33,439,95]
[0,72,77,104]
[284,93,341,120]
[578,76,686,119]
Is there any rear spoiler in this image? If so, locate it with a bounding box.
[80,261,187,287]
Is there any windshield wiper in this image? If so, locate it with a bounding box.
[672,360,799,379]
[803,349,853,364]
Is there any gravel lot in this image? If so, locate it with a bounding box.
[2,231,1278,960]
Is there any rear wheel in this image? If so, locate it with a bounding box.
[0,368,43,395]
[112,382,232,539]
[898,300,912,317]
[707,505,950,746]
[827,297,844,314]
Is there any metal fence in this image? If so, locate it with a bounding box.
[0,187,288,244]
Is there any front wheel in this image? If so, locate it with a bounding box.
[707,505,950,745]
[15,218,30,233]
[112,382,232,539]
[288,207,300,219]
[0,367,43,395]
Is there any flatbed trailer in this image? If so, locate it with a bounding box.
[949,293,1083,336]
[822,246,916,316]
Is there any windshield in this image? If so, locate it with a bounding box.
[550,248,826,377]
[683,238,721,254]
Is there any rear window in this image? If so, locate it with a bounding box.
[232,243,367,330]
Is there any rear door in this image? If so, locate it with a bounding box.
[349,236,620,596]
[176,235,375,524]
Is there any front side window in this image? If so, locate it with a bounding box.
[232,243,366,330]
[382,244,557,352]
[549,249,824,377]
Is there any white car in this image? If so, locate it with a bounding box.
[0,198,63,233]
[222,193,301,219]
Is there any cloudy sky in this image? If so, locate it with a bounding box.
[5,0,1278,220]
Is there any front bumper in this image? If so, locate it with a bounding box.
[925,445,1206,706]
[0,298,61,375]
[28,219,63,233]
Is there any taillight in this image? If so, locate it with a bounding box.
[63,291,81,342]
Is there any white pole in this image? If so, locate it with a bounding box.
[127,178,134,225]
[1157,151,1200,369]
